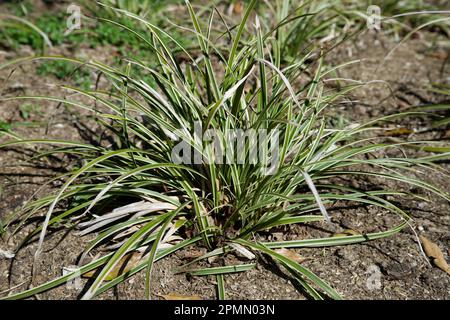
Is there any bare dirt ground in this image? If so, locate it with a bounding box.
[0,2,449,300]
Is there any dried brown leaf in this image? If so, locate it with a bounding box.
[274,248,308,264]
[233,1,244,14]
[420,235,450,275]
[83,251,144,280]
[333,229,360,237]
[182,249,206,260]
[384,128,414,137]
[444,129,450,138]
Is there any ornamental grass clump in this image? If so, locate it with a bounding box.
[0,0,448,300]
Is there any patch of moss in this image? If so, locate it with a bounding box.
[37,60,92,90]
